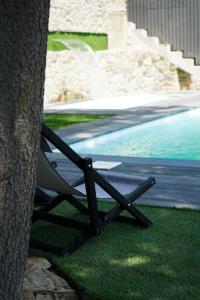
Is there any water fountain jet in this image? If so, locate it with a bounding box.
[54,39,110,100]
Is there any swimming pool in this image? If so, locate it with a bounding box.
[70,108,200,160]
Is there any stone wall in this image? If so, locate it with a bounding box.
[44,49,180,104]
[49,0,127,33]
[45,0,182,104]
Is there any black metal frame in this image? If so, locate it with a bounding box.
[31,124,156,256]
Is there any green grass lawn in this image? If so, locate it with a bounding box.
[31,202,200,300]
[44,113,113,130]
[48,32,108,51]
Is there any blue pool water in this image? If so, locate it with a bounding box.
[70,108,200,160]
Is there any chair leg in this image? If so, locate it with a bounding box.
[82,158,101,235]
[65,194,88,214]
[98,206,152,227]
[30,230,93,256]
[35,188,88,215]
[31,210,96,256]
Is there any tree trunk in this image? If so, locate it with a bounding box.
[0,1,50,299]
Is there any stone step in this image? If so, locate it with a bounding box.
[158,44,172,53]
[128,22,136,30]
[179,62,200,75]
[168,50,183,60]
[146,36,160,46]
[169,54,193,67]
[135,28,148,38]
[128,22,200,76]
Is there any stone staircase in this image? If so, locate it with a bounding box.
[127,22,200,77]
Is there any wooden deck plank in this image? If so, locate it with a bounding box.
[47,153,200,210]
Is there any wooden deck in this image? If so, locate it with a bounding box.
[52,153,200,210]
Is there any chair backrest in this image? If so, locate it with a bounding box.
[37,151,84,197]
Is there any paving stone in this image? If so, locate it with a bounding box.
[22,257,78,300]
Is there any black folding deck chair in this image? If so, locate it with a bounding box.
[31,123,156,256]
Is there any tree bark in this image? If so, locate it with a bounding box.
[0,1,50,299]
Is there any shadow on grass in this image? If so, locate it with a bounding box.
[31,202,200,300]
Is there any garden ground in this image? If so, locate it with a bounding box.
[33,93,200,299]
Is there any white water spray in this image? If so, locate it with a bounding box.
[55,39,110,99]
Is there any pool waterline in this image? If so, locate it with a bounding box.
[70,108,200,161]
